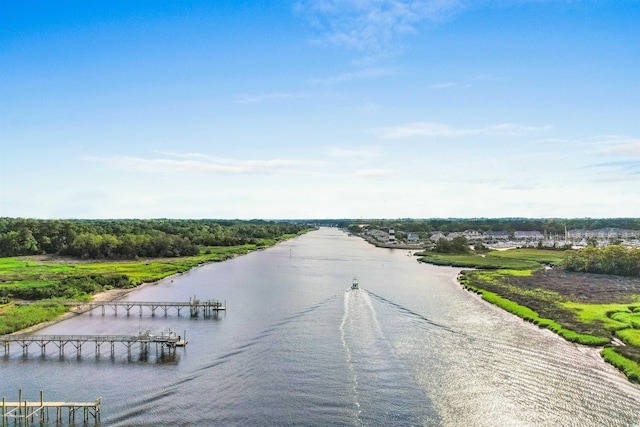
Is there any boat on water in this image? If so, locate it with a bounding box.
[351,277,359,290]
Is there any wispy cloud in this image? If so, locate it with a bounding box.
[538,135,639,150]
[88,152,323,175]
[586,160,640,182]
[309,67,398,84]
[427,82,471,89]
[375,121,552,139]
[358,102,384,113]
[328,147,381,158]
[352,168,395,177]
[597,140,640,157]
[582,136,640,182]
[237,92,302,104]
[295,0,463,53]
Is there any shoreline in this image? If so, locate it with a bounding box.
[10,274,180,335]
[5,231,312,336]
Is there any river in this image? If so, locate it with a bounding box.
[2,227,639,426]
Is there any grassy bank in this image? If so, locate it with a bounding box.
[459,275,610,346]
[417,248,564,270]
[419,248,640,384]
[0,232,307,335]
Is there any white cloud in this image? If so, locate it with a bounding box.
[598,140,640,157]
[328,147,381,158]
[375,121,552,139]
[353,168,394,177]
[88,153,323,175]
[538,135,639,149]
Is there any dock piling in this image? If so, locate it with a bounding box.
[1,391,101,426]
[2,330,184,359]
[17,298,226,318]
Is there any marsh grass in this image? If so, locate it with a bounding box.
[616,329,640,347]
[463,282,609,346]
[561,302,633,332]
[441,249,640,384]
[0,303,68,335]
[486,249,565,265]
[601,347,640,383]
[417,253,541,270]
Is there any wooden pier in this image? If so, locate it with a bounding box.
[2,390,100,426]
[1,329,183,357]
[19,297,225,318]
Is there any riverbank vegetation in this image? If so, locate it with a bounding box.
[416,247,564,270]
[564,245,640,276]
[0,218,308,258]
[0,220,311,335]
[0,244,271,334]
[417,245,640,384]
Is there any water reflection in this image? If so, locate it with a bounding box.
[2,228,639,426]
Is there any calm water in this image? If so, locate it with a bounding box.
[2,228,640,426]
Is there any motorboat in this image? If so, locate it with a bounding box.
[351,277,359,290]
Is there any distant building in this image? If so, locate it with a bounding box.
[567,228,640,240]
[463,230,482,240]
[484,231,509,240]
[407,233,420,243]
[430,232,446,242]
[514,231,544,240]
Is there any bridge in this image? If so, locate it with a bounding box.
[1,329,184,357]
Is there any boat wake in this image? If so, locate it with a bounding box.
[340,289,438,426]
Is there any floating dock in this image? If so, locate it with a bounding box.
[1,390,100,426]
[1,329,183,357]
[18,297,225,317]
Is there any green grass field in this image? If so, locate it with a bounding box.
[417,253,542,270]
[486,248,565,265]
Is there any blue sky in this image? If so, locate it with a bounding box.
[1,0,638,219]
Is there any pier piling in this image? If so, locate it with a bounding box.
[17,298,226,318]
[1,329,183,359]
[1,390,100,426]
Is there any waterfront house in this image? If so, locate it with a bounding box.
[407,233,420,243]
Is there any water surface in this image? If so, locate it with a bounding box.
[2,228,639,426]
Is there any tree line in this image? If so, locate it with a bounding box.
[563,246,640,277]
[344,218,640,234]
[0,218,309,259]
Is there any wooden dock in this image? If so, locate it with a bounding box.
[2,390,100,426]
[1,329,183,357]
[18,297,225,317]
